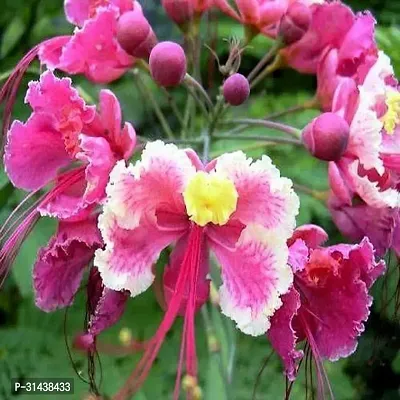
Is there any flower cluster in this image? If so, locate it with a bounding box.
[0,0,397,399]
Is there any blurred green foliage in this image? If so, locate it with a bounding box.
[0,1,400,399]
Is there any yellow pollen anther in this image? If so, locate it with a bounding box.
[118,327,132,346]
[183,171,238,227]
[382,91,400,134]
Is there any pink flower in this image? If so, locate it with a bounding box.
[282,3,377,75]
[1,71,136,306]
[162,0,213,25]
[215,0,292,37]
[40,6,135,84]
[0,1,140,139]
[269,225,385,381]
[95,141,299,395]
[327,52,400,255]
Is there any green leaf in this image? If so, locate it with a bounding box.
[1,17,25,58]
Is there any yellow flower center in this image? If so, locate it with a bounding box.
[183,171,238,227]
[382,91,400,134]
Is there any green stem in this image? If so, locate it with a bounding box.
[250,54,285,89]
[133,69,175,140]
[137,135,201,146]
[265,97,320,120]
[293,183,329,202]
[213,134,302,146]
[184,73,214,110]
[220,118,302,139]
[247,40,283,83]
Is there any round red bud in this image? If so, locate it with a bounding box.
[149,41,187,87]
[162,0,194,25]
[279,2,312,45]
[116,10,157,59]
[223,73,250,106]
[302,112,350,161]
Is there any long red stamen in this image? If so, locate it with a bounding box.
[0,167,85,286]
[114,225,204,400]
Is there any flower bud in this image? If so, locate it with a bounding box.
[149,41,187,87]
[116,10,157,59]
[302,113,350,161]
[162,0,194,25]
[279,2,311,45]
[223,73,250,106]
[73,333,94,350]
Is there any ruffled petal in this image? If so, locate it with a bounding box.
[105,141,195,230]
[38,36,71,68]
[214,151,299,238]
[4,114,71,191]
[268,287,303,381]
[85,89,136,159]
[25,70,95,129]
[287,239,309,273]
[38,135,116,218]
[299,244,385,361]
[289,224,329,249]
[33,217,102,311]
[95,207,186,296]
[59,7,134,84]
[65,0,135,26]
[208,224,293,336]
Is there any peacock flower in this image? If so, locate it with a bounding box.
[282,2,377,75]
[0,0,142,139]
[95,140,299,395]
[214,0,316,39]
[269,225,385,383]
[327,52,400,255]
[1,71,136,319]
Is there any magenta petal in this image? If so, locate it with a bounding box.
[337,12,376,77]
[38,36,71,68]
[287,239,309,273]
[329,196,397,256]
[4,114,71,191]
[269,287,303,381]
[86,268,128,337]
[300,245,384,361]
[288,224,329,249]
[59,7,134,84]
[25,70,95,134]
[33,217,102,311]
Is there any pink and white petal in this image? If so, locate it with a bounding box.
[328,161,353,206]
[38,36,71,69]
[105,141,195,230]
[214,151,299,238]
[59,8,134,84]
[209,224,293,336]
[348,160,400,208]
[360,51,394,96]
[95,207,185,295]
[347,96,384,174]
[33,217,102,311]
[268,287,303,381]
[288,225,329,249]
[4,114,71,191]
